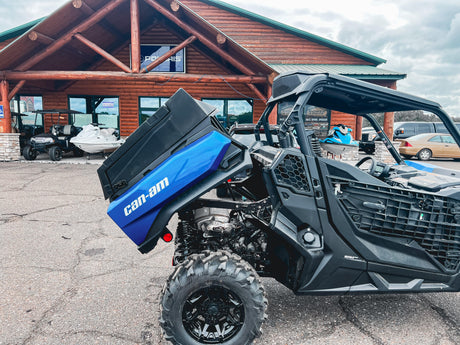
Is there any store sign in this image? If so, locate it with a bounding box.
[0,105,3,118]
[140,45,185,73]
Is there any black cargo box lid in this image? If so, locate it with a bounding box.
[97,88,216,200]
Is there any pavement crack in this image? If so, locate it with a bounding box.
[419,295,460,343]
[338,297,387,345]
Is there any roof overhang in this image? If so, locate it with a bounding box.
[269,64,406,81]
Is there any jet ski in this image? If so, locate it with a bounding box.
[70,123,125,154]
[320,124,358,155]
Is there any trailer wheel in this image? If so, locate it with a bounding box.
[160,250,267,345]
[49,146,62,161]
[23,145,37,161]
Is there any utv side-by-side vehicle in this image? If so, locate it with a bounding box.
[98,72,460,345]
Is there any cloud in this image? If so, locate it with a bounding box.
[327,0,460,116]
[0,0,60,31]
[1,0,459,116]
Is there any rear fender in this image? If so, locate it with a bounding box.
[108,131,231,245]
[107,131,252,252]
[138,142,252,253]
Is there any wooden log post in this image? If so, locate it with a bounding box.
[355,115,363,140]
[383,112,394,140]
[0,80,12,133]
[130,0,141,73]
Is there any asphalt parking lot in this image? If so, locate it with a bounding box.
[1,158,459,345]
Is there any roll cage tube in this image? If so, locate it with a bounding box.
[278,89,316,155]
[361,113,404,165]
[433,107,460,148]
[254,103,275,145]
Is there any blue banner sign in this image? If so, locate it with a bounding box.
[140,45,185,73]
[0,105,3,118]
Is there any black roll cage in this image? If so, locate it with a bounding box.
[254,73,460,164]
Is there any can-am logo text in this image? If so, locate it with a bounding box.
[124,177,169,216]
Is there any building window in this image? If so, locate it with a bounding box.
[140,45,185,73]
[201,99,253,128]
[139,97,169,124]
[10,95,44,129]
[278,101,331,139]
[68,96,119,129]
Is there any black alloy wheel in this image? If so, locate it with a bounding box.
[160,250,267,345]
[182,285,244,343]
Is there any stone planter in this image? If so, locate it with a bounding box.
[0,133,21,161]
[374,140,401,164]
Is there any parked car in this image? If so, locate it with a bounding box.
[360,121,460,154]
[399,133,460,160]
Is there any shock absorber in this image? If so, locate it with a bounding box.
[174,209,196,265]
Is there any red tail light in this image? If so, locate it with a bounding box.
[404,141,412,147]
[161,230,173,243]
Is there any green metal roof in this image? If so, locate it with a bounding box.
[269,64,406,80]
[0,17,45,43]
[199,0,386,65]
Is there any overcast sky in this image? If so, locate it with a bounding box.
[0,0,459,116]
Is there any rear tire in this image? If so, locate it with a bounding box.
[23,145,37,161]
[160,250,267,345]
[417,148,432,161]
[49,146,62,161]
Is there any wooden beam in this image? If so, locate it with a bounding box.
[130,0,141,73]
[142,35,196,73]
[247,84,267,103]
[54,19,158,91]
[0,80,12,133]
[28,30,92,59]
[143,0,256,76]
[8,80,26,101]
[216,33,226,46]
[170,0,180,12]
[73,33,132,73]
[28,31,55,45]
[72,0,94,14]
[72,0,126,40]
[4,70,268,84]
[16,0,126,71]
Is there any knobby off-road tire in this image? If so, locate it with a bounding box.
[160,250,267,345]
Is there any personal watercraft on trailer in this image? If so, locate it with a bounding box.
[98,73,460,345]
[70,123,125,154]
[320,124,358,155]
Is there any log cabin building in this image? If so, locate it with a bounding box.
[0,0,405,158]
